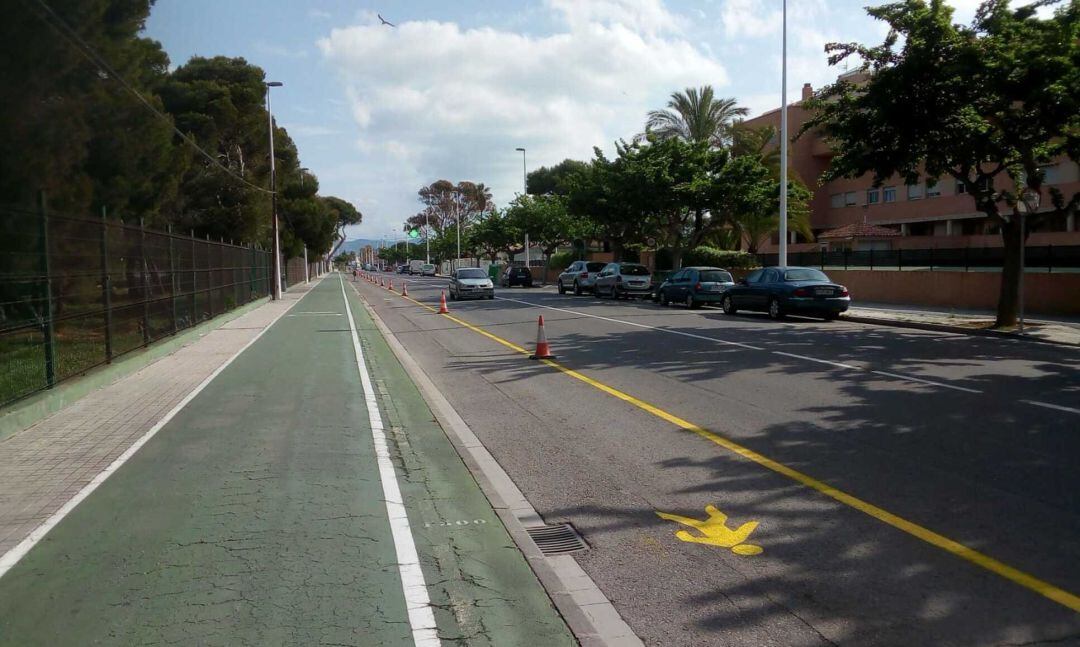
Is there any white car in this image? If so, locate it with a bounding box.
[594,262,653,299]
[449,267,495,300]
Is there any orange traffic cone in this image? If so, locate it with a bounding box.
[389,279,394,291]
[402,282,408,297]
[438,291,450,314]
[529,315,555,360]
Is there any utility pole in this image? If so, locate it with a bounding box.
[265,81,284,299]
[778,0,789,267]
[517,147,528,267]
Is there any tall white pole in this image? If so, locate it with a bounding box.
[425,212,430,264]
[456,212,461,273]
[266,84,282,299]
[303,247,309,283]
[778,0,789,267]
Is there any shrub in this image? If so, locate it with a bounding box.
[683,246,757,269]
[547,251,578,272]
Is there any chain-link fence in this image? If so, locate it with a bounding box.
[0,199,272,407]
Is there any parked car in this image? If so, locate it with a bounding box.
[557,261,608,295]
[408,259,425,275]
[721,266,851,320]
[449,267,495,300]
[594,262,652,300]
[657,267,735,308]
[501,266,534,287]
[421,263,436,277]
[397,265,410,274]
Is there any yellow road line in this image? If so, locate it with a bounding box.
[370,283,1080,614]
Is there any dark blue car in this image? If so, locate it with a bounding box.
[721,266,850,320]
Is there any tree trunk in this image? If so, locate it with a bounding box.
[995,217,1022,328]
[671,247,684,271]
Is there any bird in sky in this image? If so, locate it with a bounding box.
[378,13,396,27]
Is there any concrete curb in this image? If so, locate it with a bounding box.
[0,295,273,442]
[352,280,643,647]
[843,314,1079,348]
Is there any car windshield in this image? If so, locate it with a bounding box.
[784,268,830,282]
[585,262,606,272]
[700,270,733,283]
[456,269,486,279]
[620,264,649,276]
[422,264,434,270]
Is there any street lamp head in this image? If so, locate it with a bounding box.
[266,81,283,87]
[515,147,525,152]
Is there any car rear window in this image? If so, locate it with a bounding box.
[784,268,829,282]
[699,270,733,283]
[512,267,530,275]
[585,262,606,272]
[620,264,649,276]
[457,269,486,279]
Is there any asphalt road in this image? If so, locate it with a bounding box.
[357,273,1080,647]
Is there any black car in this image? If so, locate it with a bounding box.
[501,266,533,287]
[722,266,850,320]
[656,267,735,308]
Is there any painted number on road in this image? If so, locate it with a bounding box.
[424,519,488,528]
[656,505,762,556]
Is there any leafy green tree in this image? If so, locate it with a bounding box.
[527,159,589,196]
[503,194,580,258]
[642,86,748,148]
[565,149,645,261]
[324,196,363,257]
[804,0,1080,326]
[1,0,185,216]
[469,209,515,261]
[407,180,492,236]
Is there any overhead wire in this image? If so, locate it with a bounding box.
[21,0,276,196]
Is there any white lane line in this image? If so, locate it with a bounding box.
[495,296,765,351]
[494,295,993,395]
[871,370,982,394]
[339,275,440,647]
[0,282,313,580]
[1021,399,1080,415]
[773,351,861,370]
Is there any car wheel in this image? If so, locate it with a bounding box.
[686,294,699,309]
[722,295,737,315]
[659,290,669,306]
[768,298,784,320]
[573,281,582,296]
[558,280,566,295]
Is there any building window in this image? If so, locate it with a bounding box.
[907,182,924,200]
[830,193,844,209]
[926,179,941,198]
[866,188,880,205]
[883,186,897,203]
[844,191,857,206]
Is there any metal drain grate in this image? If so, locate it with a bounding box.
[526,523,588,555]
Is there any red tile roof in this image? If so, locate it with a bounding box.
[818,223,901,240]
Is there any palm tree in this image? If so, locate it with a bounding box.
[642,86,748,148]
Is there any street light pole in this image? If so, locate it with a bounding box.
[778,0,788,267]
[516,147,528,267]
[265,80,284,299]
[1018,189,1040,335]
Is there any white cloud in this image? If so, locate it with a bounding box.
[720,0,782,38]
[318,0,729,236]
[308,8,332,20]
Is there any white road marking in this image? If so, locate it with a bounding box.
[495,296,764,351]
[0,280,312,580]
[1021,399,1080,415]
[871,370,982,394]
[772,351,861,370]
[339,275,440,647]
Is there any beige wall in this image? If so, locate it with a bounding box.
[828,270,1080,315]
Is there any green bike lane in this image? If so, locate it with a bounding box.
[0,275,573,646]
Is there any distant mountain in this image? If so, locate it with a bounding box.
[339,239,383,253]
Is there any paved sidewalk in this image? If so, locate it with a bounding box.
[0,274,573,646]
[0,282,313,557]
[847,303,1080,347]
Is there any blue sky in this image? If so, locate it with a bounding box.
[145,0,983,242]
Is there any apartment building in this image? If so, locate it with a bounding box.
[743,78,1080,253]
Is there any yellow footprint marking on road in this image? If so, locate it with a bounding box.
[656,505,763,555]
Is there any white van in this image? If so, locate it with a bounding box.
[409,259,425,275]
